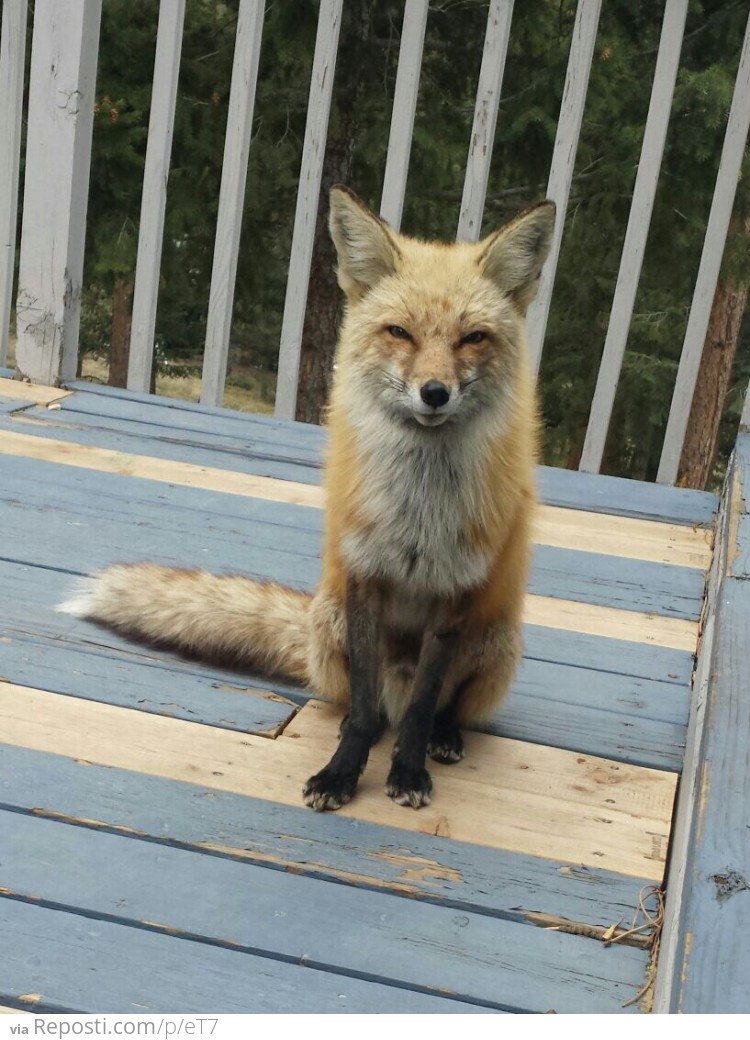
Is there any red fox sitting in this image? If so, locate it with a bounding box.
[60,187,555,812]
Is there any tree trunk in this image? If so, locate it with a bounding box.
[294,139,355,423]
[294,1,370,425]
[108,276,133,387]
[677,216,750,489]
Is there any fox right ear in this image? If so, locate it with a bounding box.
[329,186,400,300]
[478,201,556,313]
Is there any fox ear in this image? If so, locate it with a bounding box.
[329,186,399,300]
[478,201,556,312]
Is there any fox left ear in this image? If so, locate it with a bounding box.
[478,201,556,312]
[329,185,400,300]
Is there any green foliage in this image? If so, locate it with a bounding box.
[82,0,750,479]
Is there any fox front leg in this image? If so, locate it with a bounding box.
[386,603,464,808]
[303,575,383,811]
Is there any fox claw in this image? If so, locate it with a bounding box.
[386,762,433,808]
[427,732,464,765]
[303,767,358,812]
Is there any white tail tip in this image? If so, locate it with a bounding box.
[56,577,100,618]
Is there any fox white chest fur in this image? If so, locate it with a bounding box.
[340,414,491,598]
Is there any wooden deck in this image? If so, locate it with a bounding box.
[0,373,735,1014]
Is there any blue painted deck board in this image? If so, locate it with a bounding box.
[537,466,717,527]
[2,406,320,484]
[0,377,720,1014]
[524,623,692,686]
[0,744,655,933]
[0,897,492,1014]
[64,377,328,449]
[16,377,720,524]
[667,434,750,1013]
[1,454,706,619]
[4,559,689,769]
[0,810,647,1014]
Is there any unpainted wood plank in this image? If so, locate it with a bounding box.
[456,0,514,242]
[579,0,688,474]
[0,897,486,1014]
[526,0,602,373]
[274,0,343,419]
[0,810,649,1013]
[0,427,325,507]
[14,0,101,385]
[0,741,659,935]
[537,503,712,569]
[0,682,676,879]
[379,0,429,230]
[127,0,186,393]
[0,0,27,366]
[0,377,72,406]
[657,9,750,484]
[201,0,265,407]
[526,595,697,652]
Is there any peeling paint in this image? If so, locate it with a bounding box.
[30,808,148,839]
[710,869,749,904]
[369,849,463,887]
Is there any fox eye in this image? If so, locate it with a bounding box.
[461,330,486,345]
[387,325,412,340]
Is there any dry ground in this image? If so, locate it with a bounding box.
[5,338,274,415]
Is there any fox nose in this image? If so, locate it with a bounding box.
[420,380,451,409]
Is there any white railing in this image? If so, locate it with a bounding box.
[1,0,749,484]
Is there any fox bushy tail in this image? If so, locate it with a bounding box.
[58,563,313,684]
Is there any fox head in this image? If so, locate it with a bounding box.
[328,186,554,432]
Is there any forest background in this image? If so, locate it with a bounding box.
[33,0,750,488]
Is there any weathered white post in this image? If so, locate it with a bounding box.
[127,0,186,394]
[273,0,343,421]
[0,0,28,368]
[15,0,102,386]
[200,0,265,408]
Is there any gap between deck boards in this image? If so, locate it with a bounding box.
[0,682,676,881]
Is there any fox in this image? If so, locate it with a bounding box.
[59,186,555,812]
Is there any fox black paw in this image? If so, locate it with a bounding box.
[386,762,433,808]
[427,724,464,764]
[303,767,358,812]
